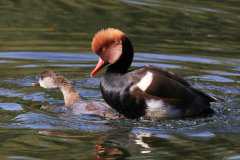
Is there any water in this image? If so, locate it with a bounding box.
[0,0,239,54]
[0,0,240,160]
[0,52,239,160]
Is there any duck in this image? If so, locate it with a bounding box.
[37,70,121,119]
[90,28,217,120]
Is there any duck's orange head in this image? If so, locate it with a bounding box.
[91,28,133,77]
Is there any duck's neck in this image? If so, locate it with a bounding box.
[106,37,134,75]
[106,63,129,75]
[59,82,80,107]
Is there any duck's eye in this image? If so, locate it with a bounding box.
[114,41,121,45]
[101,47,106,53]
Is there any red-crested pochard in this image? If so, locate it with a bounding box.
[38,70,121,119]
[90,28,216,120]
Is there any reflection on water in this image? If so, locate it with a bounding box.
[0,103,23,111]
[0,51,239,159]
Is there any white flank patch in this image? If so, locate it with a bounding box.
[136,71,153,91]
[146,99,164,111]
[146,99,181,117]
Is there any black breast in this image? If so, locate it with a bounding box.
[100,73,146,119]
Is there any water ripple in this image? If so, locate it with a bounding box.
[0,103,23,111]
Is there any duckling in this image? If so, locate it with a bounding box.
[37,70,121,119]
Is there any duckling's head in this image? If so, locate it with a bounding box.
[38,70,68,89]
